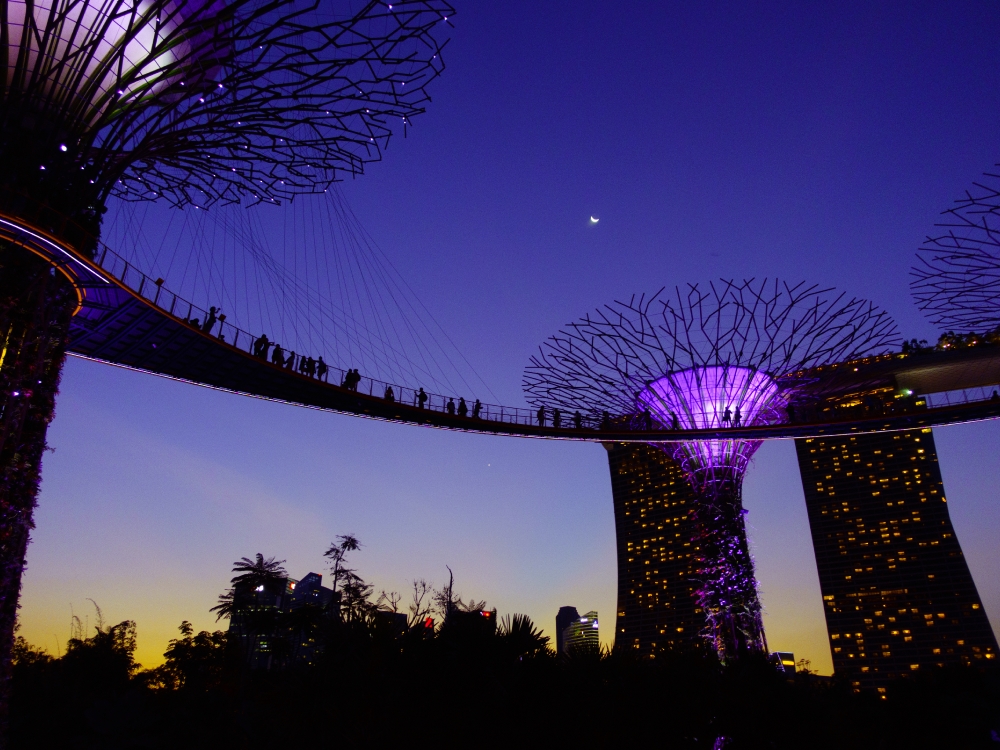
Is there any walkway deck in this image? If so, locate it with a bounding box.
[5,210,1000,443]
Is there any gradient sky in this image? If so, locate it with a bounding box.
[18,1,1000,672]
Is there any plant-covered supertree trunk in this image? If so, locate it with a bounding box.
[688,468,767,663]
[0,241,76,730]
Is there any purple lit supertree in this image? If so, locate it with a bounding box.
[0,0,452,723]
[523,280,899,662]
[911,169,1000,331]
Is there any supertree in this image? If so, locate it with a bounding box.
[911,169,1000,331]
[0,0,452,715]
[523,279,899,662]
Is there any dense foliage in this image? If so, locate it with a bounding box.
[11,544,1000,748]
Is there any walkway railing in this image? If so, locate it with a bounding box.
[64,239,1000,433]
[4,188,1000,438]
[90,237,558,428]
[95,240,1000,434]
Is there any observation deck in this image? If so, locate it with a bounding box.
[4,206,1000,444]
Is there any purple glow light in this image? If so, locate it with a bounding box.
[637,365,785,478]
[4,0,228,125]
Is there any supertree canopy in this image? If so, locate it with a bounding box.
[911,169,1000,331]
[523,280,899,661]
[1,0,452,226]
[0,0,453,724]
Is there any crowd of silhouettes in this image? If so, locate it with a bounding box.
[342,368,361,391]
[185,317,788,432]
[180,308,985,436]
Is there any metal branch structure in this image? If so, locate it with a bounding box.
[1,0,452,220]
[0,0,452,726]
[523,279,899,662]
[912,169,1000,331]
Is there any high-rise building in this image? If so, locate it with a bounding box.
[562,610,600,654]
[606,442,704,654]
[769,651,796,676]
[796,427,998,690]
[229,571,334,669]
[556,606,580,656]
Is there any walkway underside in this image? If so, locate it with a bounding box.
[6,211,1000,443]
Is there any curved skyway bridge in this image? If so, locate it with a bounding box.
[6,198,1000,444]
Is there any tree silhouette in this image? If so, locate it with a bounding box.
[323,535,361,597]
[230,554,288,590]
[497,614,550,660]
[213,554,289,670]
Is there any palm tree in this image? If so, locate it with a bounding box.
[230,554,288,592]
[498,614,551,660]
[221,554,288,670]
[210,590,236,622]
[323,535,360,597]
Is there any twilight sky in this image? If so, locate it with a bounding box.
[19,1,1000,672]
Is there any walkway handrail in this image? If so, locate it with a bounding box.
[82,237,1000,433]
[4,190,1000,439]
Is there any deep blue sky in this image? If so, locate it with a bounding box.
[20,1,1000,671]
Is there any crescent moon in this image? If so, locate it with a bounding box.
[590,216,599,223]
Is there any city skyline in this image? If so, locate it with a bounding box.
[15,1,1000,671]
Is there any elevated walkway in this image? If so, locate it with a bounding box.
[4,209,1000,443]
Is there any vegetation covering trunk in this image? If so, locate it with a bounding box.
[690,472,768,663]
[0,241,76,739]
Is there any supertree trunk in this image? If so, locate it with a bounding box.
[0,241,76,733]
[689,469,768,663]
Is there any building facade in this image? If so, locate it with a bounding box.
[229,571,335,669]
[606,442,704,654]
[796,428,998,690]
[562,610,600,654]
[556,606,580,656]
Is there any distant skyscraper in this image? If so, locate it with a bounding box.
[606,442,703,654]
[229,570,334,669]
[556,606,580,656]
[796,427,998,690]
[562,610,600,654]
[769,651,796,676]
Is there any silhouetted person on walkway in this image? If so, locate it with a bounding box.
[671,412,680,430]
[417,387,427,408]
[786,403,796,422]
[285,351,296,370]
[271,344,285,367]
[723,406,732,426]
[189,317,200,329]
[992,390,999,402]
[202,306,218,334]
[641,409,652,430]
[553,408,561,428]
[317,357,329,382]
[447,398,456,415]
[253,334,270,359]
[573,411,582,429]
[385,385,395,402]
[473,399,482,418]
[733,406,741,427]
[601,411,610,430]
[537,406,545,427]
[306,357,316,378]
[458,397,468,417]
